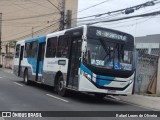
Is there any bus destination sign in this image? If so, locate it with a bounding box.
[96,30,127,41]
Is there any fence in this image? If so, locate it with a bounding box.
[0,53,14,69]
[134,48,159,94]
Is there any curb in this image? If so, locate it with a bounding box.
[118,99,159,111]
[0,68,13,74]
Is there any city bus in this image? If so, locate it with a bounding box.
[13,25,135,98]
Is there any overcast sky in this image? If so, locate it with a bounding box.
[78,0,160,37]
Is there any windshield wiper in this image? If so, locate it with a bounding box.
[99,38,110,60]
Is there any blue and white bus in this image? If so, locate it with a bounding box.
[13,25,135,98]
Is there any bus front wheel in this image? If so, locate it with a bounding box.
[24,69,31,85]
[57,76,67,97]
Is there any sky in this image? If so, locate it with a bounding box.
[78,0,160,37]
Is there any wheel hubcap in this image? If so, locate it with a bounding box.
[25,73,27,83]
[59,81,64,91]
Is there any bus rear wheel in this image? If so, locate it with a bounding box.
[24,69,31,85]
[57,76,67,97]
[94,93,106,99]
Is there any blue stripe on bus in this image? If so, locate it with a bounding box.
[96,75,114,86]
[80,63,114,86]
[26,35,46,74]
[80,63,92,75]
[25,35,46,43]
[96,79,112,86]
[27,58,36,73]
[96,75,114,80]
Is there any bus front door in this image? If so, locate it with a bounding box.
[68,39,82,89]
[18,46,24,76]
[36,42,45,81]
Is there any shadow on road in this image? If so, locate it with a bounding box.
[16,80,126,106]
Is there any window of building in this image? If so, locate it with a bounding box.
[15,44,20,58]
[46,37,57,58]
[57,36,70,58]
[137,48,148,56]
[151,48,159,55]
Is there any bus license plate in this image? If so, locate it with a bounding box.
[108,90,116,94]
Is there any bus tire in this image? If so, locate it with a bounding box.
[57,76,67,97]
[94,93,106,99]
[24,69,31,85]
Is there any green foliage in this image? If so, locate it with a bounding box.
[9,41,17,48]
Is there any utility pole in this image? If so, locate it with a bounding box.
[58,0,65,30]
[0,13,2,66]
[47,0,65,31]
[66,10,72,29]
[5,44,8,55]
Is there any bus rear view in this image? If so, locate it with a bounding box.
[79,26,134,97]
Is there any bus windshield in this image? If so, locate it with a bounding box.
[85,38,134,71]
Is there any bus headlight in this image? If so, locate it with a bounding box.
[83,72,91,80]
[129,79,133,84]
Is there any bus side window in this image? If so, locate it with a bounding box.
[24,41,37,58]
[24,43,30,58]
[15,44,20,58]
[46,37,57,58]
[57,36,70,58]
[31,41,37,58]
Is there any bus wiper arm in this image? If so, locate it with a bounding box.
[99,38,109,54]
[99,38,110,60]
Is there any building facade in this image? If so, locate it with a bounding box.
[0,0,78,54]
[135,34,160,56]
[0,0,78,67]
[135,34,160,94]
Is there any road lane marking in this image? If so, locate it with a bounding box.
[46,94,69,103]
[13,82,24,86]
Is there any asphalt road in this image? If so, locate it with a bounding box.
[0,68,159,120]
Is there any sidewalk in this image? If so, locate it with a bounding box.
[0,68,13,74]
[118,94,160,111]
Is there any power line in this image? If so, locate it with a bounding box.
[3,22,53,40]
[7,0,40,15]
[96,6,160,27]
[29,0,57,11]
[3,0,52,15]
[1,12,59,21]
[4,21,60,42]
[46,0,60,12]
[99,17,153,29]
[75,0,160,22]
[73,0,160,25]
[46,0,65,31]
[87,10,160,25]
[77,0,112,13]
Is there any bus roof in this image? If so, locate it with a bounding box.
[16,25,134,44]
[25,35,46,43]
